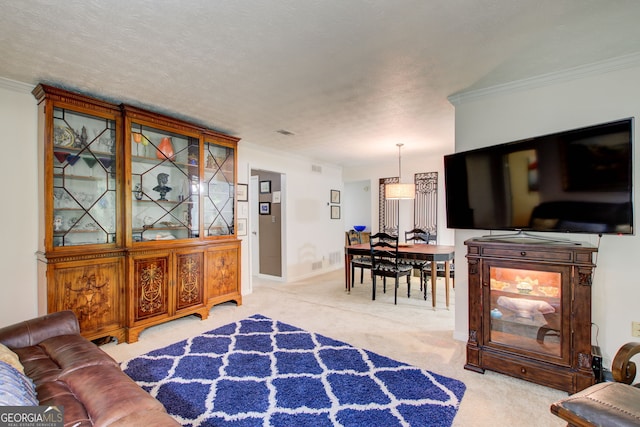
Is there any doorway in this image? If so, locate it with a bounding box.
[250,170,284,279]
[344,180,372,232]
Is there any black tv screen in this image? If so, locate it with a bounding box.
[444,118,634,235]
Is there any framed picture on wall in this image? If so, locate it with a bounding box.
[238,201,249,219]
[260,180,271,194]
[237,218,247,236]
[237,183,248,201]
[259,202,271,215]
[330,189,340,204]
[331,205,340,219]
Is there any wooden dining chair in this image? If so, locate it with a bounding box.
[402,228,429,294]
[346,230,372,286]
[420,233,455,295]
[370,232,413,305]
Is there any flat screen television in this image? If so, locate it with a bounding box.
[444,118,634,235]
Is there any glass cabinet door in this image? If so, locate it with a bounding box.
[52,107,117,247]
[203,140,235,237]
[130,123,200,242]
[485,264,566,361]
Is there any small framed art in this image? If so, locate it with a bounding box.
[237,183,248,201]
[331,205,340,219]
[259,202,271,215]
[330,189,340,204]
[260,180,271,194]
[237,201,249,218]
[237,218,247,236]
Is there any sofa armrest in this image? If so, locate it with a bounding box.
[0,311,80,349]
[612,342,640,385]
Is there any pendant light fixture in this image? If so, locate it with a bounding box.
[385,143,415,199]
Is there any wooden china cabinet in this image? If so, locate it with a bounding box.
[34,84,241,344]
[465,236,597,393]
[33,85,125,343]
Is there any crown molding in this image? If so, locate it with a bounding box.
[448,52,640,106]
[0,76,35,94]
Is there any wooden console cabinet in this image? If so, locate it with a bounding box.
[465,237,597,393]
[34,84,241,343]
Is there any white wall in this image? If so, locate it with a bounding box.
[0,80,39,325]
[239,142,345,283]
[450,59,640,367]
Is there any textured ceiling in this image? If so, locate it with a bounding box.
[1,0,640,167]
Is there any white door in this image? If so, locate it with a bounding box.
[250,175,260,276]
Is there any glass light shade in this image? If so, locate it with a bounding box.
[385,183,415,199]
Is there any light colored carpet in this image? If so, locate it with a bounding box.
[102,269,566,427]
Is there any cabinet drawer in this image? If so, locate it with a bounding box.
[481,351,573,392]
[480,247,573,262]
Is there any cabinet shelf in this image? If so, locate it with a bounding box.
[53,207,86,212]
[54,229,102,234]
[133,226,191,232]
[54,174,109,182]
[131,153,197,168]
[131,199,193,205]
[53,147,115,157]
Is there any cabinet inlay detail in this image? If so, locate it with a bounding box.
[137,261,166,315]
[178,255,200,305]
[63,274,111,329]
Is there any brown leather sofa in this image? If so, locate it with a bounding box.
[551,342,640,426]
[0,310,179,427]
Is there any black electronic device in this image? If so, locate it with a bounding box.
[444,118,634,235]
[592,345,604,383]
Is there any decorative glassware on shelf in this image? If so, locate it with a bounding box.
[51,106,116,247]
[130,123,199,242]
[353,225,366,232]
[203,140,235,237]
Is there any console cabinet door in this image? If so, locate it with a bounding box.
[131,252,171,322]
[175,249,205,312]
[206,241,241,307]
[47,255,125,342]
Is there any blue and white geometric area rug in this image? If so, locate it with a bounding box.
[122,314,466,427]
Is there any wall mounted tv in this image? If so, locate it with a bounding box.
[444,118,634,235]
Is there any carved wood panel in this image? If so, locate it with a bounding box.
[133,256,169,321]
[379,177,399,235]
[414,172,438,238]
[175,251,204,311]
[50,258,123,336]
[207,246,239,298]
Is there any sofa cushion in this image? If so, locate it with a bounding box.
[61,364,169,426]
[36,379,92,426]
[14,334,118,384]
[0,360,38,406]
[0,343,24,373]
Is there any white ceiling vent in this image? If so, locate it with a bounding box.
[311,164,322,173]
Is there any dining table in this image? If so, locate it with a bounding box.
[344,242,455,309]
